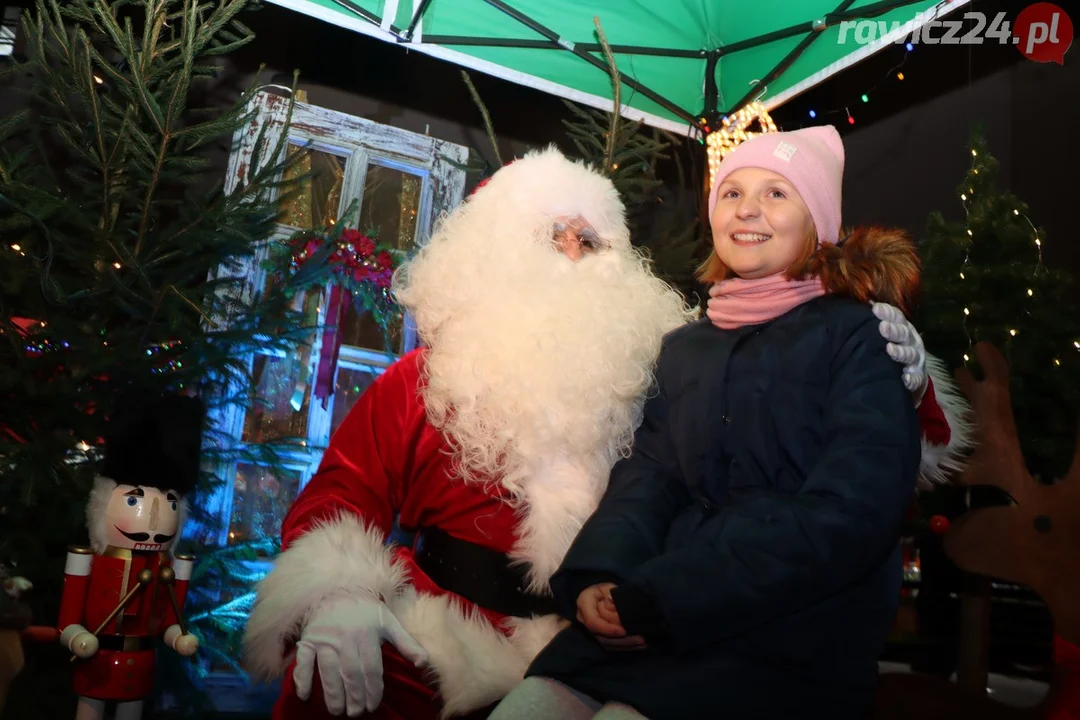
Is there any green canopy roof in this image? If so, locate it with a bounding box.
[268,0,970,133]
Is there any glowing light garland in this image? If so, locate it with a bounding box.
[956,148,1075,367]
[706,101,778,190]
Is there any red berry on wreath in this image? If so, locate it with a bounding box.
[929,515,950,535]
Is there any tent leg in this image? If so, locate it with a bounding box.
[403,0,435,41]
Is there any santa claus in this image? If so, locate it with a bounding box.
[243,147,969,719]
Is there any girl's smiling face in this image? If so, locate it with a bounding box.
[711,167,816,279]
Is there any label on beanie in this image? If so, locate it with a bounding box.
[773,141,798,161]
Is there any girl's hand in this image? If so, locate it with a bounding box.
[576,583,647,651]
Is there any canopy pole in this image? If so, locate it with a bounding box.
[480,0,703,130]
[717,0,928,58]
[700,50,720,126]
[402,0,435,41]
[724,0,857,116]
[420,35,703,58]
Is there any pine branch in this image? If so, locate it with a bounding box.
[461,70,503,167]
[593,16,620,173]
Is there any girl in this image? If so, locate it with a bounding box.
[490,126,924,719]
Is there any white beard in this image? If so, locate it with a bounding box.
[393,148,695,589]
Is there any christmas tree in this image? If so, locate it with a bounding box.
[0,0,351,715]
[917,129,1080,483]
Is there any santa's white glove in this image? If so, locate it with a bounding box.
[872,302,928,403]
[293,595,428,717]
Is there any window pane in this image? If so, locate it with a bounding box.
[337,308,404,355]
[337,164,423,353]
[242,352,311,443]
[278,144,347,230]
[361,164,422,250]
[228,463,303,545]
[331,366,379,434]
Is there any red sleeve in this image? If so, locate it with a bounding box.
[281,350,427,549]
[917,376,952,447]
[58,574,89,630]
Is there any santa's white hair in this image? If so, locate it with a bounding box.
[393,146,695,500]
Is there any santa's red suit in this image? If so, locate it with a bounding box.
[243,147,972,720]
[244,348,968,720]
[246,348,577,718]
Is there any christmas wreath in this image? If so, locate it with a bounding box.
[265,200,407,407]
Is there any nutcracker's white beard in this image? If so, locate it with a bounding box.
[394,202,694,500]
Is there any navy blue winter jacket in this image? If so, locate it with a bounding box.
[526,294,921,719]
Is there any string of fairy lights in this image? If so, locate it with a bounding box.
[705,42,918,190]
[954,147,1077,368]
[7,239,185,369]
[4,313,186,373]
[794,42,917,132]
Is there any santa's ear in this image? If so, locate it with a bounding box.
[87,476,117,554]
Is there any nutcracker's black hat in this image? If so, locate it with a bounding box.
[101,393,206,496]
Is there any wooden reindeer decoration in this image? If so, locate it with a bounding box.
[874,341,1080,720]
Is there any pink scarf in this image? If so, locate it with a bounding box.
[707,273,825,330]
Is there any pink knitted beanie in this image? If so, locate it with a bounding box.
[708,126,845,246]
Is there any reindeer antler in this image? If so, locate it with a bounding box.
[951,342,1029,497]
[944,341,1080,646]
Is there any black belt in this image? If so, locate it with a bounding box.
[96,635,156,651]
[413,527,559,619]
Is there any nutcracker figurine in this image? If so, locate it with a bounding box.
[58,394,205,720]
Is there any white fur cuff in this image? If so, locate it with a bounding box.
[242,513,406,680]
[919,354,975,488]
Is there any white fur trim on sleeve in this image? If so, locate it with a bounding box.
[242,513,406,680]
[388,588,526,717]
[384,590,566,718]
[919,353,975,489]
